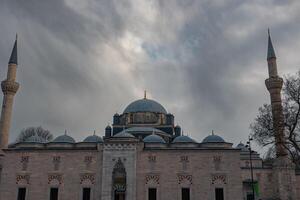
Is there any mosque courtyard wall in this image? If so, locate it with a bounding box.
[0,148,103,200]
[137,148,243,200]
[0,139,300,200]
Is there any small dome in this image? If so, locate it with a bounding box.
[123,98,167,114]
[143,134,166,143]
[24,135,46,143]
[236,142,249,151]
[83,135,103,143]
[172,135,197,143]
[113,131,135,138]
[106,125,112,129]
[52,134,75,143]
[202,134,225,143]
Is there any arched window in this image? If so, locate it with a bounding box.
[112,159,126,200]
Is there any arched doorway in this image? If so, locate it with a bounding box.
[112,159,126,200]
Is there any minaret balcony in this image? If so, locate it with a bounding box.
[265,76,283,91]
[1,80,19,94]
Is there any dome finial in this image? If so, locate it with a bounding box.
[93,130,96,136]
[144,90,147,99]
[64,129,67,135]
[212,130,214,135]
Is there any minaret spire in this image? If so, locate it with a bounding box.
[267,29,276,60]
[0,36,20,149]
[8,34,18,65]
[267,29,278,78]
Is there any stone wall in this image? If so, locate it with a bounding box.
[101,141,137,200]
[2,143,300,200]
[137,148,243,200]
[0,148,102,200]
[241,168,274,199]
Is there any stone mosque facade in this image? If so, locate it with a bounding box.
[0,33,299,200]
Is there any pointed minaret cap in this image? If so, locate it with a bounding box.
[9,34,18,65]
[267,29,276,60]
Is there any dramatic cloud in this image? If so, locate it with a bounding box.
[1,0,300,154]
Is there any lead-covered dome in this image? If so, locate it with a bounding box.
[52,134,75,143]
[24,135,47,143]
[123,98,167,114]
[143,134,166,143]
[236,142,249,151]
[172,135,197,143]
[202,134,225,143]
[83,135,103,143]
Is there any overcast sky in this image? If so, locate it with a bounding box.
[0,0,299,153]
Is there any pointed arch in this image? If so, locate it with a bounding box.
[112,158,127,200]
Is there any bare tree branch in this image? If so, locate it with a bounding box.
[250,70,300,164]
[15,126,53,143]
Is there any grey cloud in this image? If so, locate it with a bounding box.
[1,0,300,154]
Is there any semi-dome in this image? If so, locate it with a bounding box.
[52,134,75,143]
[113,131,135,138]
[143,134,166,143]
[83,135,103,143]
[24,135,46,143]
[125,127,166,134]
[123,98,167,114]
[172,135,197,143]
[202,134,225,143]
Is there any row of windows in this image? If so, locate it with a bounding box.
[17,187,91,200]
[148,187,224,200]
[17,187,224,200]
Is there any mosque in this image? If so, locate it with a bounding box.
[0,32,299,200]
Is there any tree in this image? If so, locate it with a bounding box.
[15,126,53,143]
[250,70,300,164]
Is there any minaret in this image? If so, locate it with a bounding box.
[265,30,296,200]
[265,29,287,157]
[0,36,20,149]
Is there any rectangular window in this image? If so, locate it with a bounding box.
[17,188,26,200]
[50,188,58,200]
[247,193,254,200]
[182,188,190,200]
[82,188,91,200]
[148,188,157,200]
[215,188,224,200]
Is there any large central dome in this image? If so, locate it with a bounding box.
[123,98,167,114]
